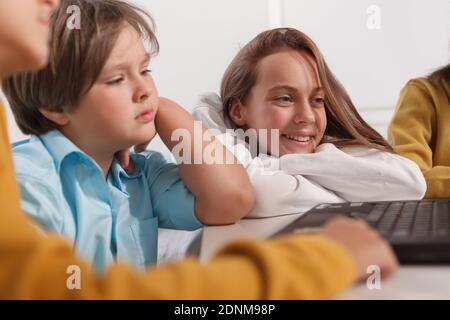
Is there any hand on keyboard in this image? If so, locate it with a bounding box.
[320,217,399,281]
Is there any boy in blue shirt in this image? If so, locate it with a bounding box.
[2,0,254,272]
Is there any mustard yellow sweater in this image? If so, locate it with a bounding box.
[0,101,356,299]
[388,77,450,198]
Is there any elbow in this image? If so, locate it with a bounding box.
[395,167,427,200]
[407,164,428,200]
[392,157,428,200]
[402,179,427,200]
[225,186,256,222]
[196,184,255,225]
[414,175,427,199]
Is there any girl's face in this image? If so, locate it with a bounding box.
[61,25,159,157]
[230,50,327,156]
[0,0,58,77]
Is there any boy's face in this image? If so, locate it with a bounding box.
[230,50,327,156]
[0,0,58,77]
[63,25,159,155]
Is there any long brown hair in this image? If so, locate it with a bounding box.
[221,28,393,152]
[428,63,450,84]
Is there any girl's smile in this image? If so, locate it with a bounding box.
[228,50,327,156]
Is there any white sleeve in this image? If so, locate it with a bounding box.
[279,143,427,202]
[216,133,345,217]
[246,158,346,217]
[192,92,234,132]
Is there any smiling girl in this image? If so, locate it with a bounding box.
[194,28,426,217]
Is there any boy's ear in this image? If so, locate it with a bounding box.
[39,108,70,126]
[228,100,247,127]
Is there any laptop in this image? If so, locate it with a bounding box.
[273,199,450,264]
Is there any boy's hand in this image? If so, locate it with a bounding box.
[320,217,399,281]
[115,141,151,174]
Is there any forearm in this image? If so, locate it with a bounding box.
[145,235,357,300]
[155,98,254,224]
[280,144,426,202]
[5,229,356,299]
[246,160,345,217]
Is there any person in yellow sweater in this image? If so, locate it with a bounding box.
[388,64,450,198]
[0,0,398,299]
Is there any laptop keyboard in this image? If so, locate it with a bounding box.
[275,199,450,263]
[349,200,450,240]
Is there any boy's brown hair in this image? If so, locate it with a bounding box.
[1,0,159,135]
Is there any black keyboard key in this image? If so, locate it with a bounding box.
[432,201,449,238]
[390,203,417,239]
[366,203,388,223]
[412,202,432,238]
[377,203,403,236]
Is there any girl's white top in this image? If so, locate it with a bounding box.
[192,93,427,218]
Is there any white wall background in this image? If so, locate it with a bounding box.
[2,0,449,150]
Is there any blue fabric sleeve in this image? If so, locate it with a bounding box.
[143,151,203,230]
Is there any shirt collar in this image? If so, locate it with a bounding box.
[108,152,148,195]
[38,130,147,195]
[38,129,97,173]
[109,159,131,194]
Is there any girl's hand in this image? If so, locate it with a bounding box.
[320,217,399,281]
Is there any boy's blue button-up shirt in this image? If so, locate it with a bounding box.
[12,130,202,272]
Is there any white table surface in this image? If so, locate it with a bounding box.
[199,213,450,299]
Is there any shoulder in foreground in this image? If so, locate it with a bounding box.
[12,136,56,180]
[403,77,439,94]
